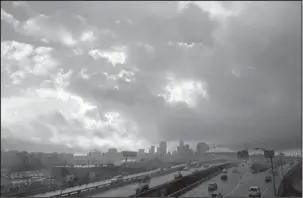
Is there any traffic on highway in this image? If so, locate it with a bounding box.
[181,161,294,197]
[91,163,221,197]
[33,165,184,197]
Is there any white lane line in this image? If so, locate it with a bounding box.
[223,171,249,197]
[262,187,268,196]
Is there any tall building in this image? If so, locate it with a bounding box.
[108,148,117,153]
[149,146,155,154]
[179,140,184,148]
[156,147,161,154]
[159,141,167,155]
[196,142,210,154]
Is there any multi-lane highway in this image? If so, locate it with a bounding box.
[33,168,169,197]
[32,160,225,197]
[181,162,293,197]
[91,163,222,197]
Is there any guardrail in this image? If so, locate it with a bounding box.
[130,163,232,197]
[57,166,186,197]
[167,172,221,197]
[3,167,175,197]
[277,161,302,197]
[53,159,228,197]
[3,159,226,197]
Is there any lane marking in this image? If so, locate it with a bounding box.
[224,171,249,197]
[262,188,268,196]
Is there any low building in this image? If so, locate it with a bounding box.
[205,147,237,160]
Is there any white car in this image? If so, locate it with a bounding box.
[110,175,123,183]
[248,186,261,197]
[174,171,183,179]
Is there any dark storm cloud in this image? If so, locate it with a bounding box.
[1,1,301,151]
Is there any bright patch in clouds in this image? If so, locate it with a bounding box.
[1,40,58,86]
[160,73,209,108]
[89,47,127,66]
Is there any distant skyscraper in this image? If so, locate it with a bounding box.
[108,148,117,153]
[196,142,210,154]
[159,141,167,155]
[149,146,155,154]
[179,140,184,148]
[156,147,161,154]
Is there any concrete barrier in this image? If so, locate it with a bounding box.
[277,161,302,197]
[130,163,231,197]
[56,166,186,197]
[167,172,220,197]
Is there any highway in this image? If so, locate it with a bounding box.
[91,163,222,197]
[181,162,293,197]
[33,160,224,197]
[33,168,173,197]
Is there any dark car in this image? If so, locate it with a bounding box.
[211,192,223,197]
[136,176,150,194]
[208,183,218,192]
[221,175,228,181]
[265,175,272,182]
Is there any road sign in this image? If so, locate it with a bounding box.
[237,149,249,159]
[122,151,137,157]
[264,150,275,158]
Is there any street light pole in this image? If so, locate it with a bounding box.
[269,157,277,196]
[255,148,277,197]
[279,153,285,177]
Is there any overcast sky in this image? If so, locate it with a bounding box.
[1,1,301,153]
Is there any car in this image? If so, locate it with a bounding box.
[191,169,199,173]
[222,169,227,173]
[265,175,272,182]
[204,164,210,168]
[248,186,261,197]
[174,171,183,180]
[211,192,223,197]
[183,166,189,170]
[232,169,237,173]
[136,176,150,194]
[110,175,123,184]
[208,183,218,192]
[221,174,227,181]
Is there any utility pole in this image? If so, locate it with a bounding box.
[270,157,277,196]
[279,153,285,177]
[255,148,277,197]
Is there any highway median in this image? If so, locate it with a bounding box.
[130,162,235,197]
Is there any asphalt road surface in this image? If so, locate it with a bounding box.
[91,170,192,197]
[33,168,167,197]
[181,163,292,197]
[91,163,222,197]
